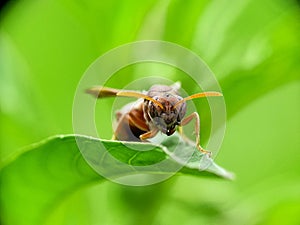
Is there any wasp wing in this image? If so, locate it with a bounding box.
[86,86,164,109]
[86,86,142,98]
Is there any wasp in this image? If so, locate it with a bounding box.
[86,82,222,155]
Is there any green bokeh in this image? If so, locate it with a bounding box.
[1,0,299,225]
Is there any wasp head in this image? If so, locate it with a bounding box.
[146,93,187,136]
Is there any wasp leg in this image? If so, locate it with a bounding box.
[180,112,211,156]
[139,128,159,141]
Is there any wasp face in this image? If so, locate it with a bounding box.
[146,93,187,135]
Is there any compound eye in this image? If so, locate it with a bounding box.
[176,102,187,122]
[149,100,163,118]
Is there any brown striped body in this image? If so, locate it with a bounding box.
[114,100,149,141]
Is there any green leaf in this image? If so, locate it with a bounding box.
[0,134,233,225]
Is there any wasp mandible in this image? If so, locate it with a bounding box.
[87,82,222,156]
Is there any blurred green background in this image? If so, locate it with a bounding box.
[0,0,300,225]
